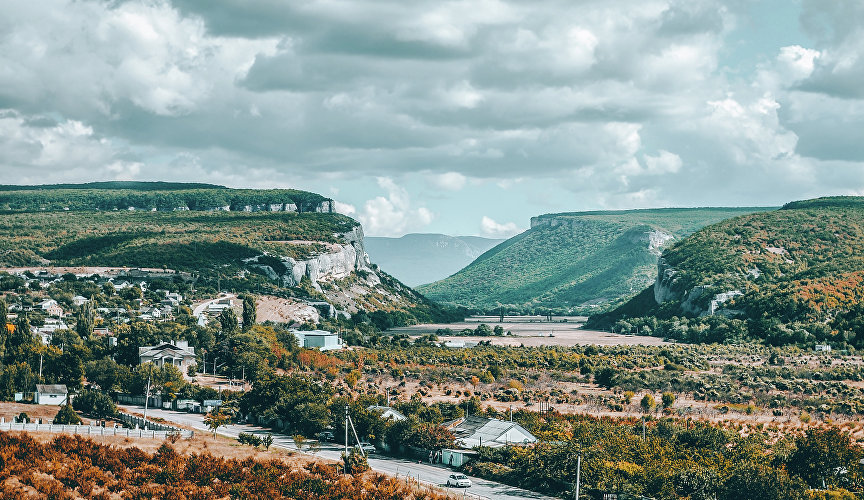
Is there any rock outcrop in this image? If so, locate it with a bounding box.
[245,225,372,290]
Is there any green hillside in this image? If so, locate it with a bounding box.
[418,207,769,312]
[0,184,454,324]
[590,197,864,347]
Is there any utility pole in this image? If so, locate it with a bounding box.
[38,354,43,381]
[575,454,582,499]
[142,369,152,428]
[344,404,349,470]
[642,417,646,440]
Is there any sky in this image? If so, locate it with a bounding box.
[2,0,864,237]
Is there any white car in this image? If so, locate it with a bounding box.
[356,442,376,453]
[447,473,472,488]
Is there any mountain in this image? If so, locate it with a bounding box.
[418,207,771,312]
[589,197,864,346]
[364,234,504,286]
[0,183,452,322]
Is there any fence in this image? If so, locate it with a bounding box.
[0,421,193,439]
[115,412,192,436]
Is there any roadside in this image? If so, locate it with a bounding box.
[121,404,557,500]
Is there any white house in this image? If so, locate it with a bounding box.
[71,295,89,307]
[291,330,343,351]
[35,384,68,406]
[367,405,407,421]
[139,341,197,377]
[39,299,63,317]
[33,318,69,345]
[445,416,537,448]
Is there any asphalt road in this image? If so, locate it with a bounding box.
[121,405,556,500]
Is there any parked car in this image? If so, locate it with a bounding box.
[356,442,376,454]
[316,431,335,442]
[447,474,472,488]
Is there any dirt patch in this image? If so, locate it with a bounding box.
[390,321,668,347]
[256,295,320,324]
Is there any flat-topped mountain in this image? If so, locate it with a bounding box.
[418,207,770,312]
[0,181,333,213]
[0,183,450,322]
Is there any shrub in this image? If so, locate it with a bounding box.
[73,389,117,419]
[237,432,262,447]
[53,405,81,425]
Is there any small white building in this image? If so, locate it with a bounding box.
[72,295,89,306]
[35,384,68,406]
[815,344,832,352]
[367,405,407,421]
[445,416,537,448]
[39,299,64,317]
[139,341,197,377]
[291,330,343,351]
[33,318,69,345]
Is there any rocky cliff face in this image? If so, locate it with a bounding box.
[246,225,373,289]
[653,257,743,316]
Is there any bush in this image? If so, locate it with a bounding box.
[342,450,370,475]
[73,389,117,419]
[238,432,262,447]
[53,404,81,425]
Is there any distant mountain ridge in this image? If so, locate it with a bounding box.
[418,207,772,312]
[365,234,504,287]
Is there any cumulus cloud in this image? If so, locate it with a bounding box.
[2,0,864,235]
[355,178,434,236]
[480,216,523,238]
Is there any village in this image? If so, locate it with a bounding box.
[0,267,550,499]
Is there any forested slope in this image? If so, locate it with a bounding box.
[419,207,768,312]
[590,197,864,347]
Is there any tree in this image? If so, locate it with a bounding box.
[662,392,676,409]
[72,389,117,419]
[640,394,655,413]
[0,298,8,360]
[293,434,307,452]
[85,358,130,391]
[220,308,238,336]
[787,427,860,489]
[242,296,256,332]
[53,404,81,425]
[262,433,274,450]
[76,302,94,337]
[204,408,230,437]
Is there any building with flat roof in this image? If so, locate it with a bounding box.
[291,330,343,351]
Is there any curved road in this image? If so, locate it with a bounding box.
[121,405,556,500]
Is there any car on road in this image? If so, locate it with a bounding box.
[447,474,472,488]
[356,442,376,454]
[316,431,335,442]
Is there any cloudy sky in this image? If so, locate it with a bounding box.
[2,0,864,237]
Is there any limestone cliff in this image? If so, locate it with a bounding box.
[245,225,371,289]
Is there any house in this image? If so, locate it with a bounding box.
[33,318,69,345]
[71,295,89,307]
[35,384,68,406]
[138,340,197,377]
[445,416,537,448]
[207,297,234,314]
[367,405,407,421]
[39,299,63,317]
[816,344,832,352]
[291,330,343,351]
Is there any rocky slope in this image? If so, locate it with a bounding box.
[0,183,444,321]
[590,197,864,345]
[364,234,504,286]
[418,207,769,312]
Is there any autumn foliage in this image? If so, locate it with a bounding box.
[0,431,447,499]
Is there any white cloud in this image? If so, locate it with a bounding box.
[333,201,356,216]
[355,177,434,236]
[643,150,683,174]
[480,216,523,238]
[429,171,467,191]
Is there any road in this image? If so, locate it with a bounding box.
[121,405,556,500]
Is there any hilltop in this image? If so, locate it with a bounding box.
[590,197,864,347]
[0,183,450,323]
[418,207,770,312]
[365,233,504,287]
[0,181,333,213]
